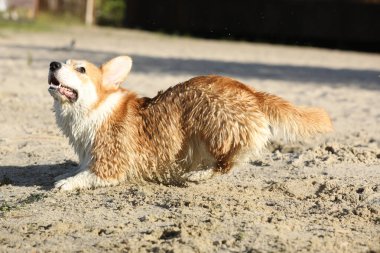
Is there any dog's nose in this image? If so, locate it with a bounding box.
[49,61,61,72]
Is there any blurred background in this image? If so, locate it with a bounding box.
[1,0,379,52]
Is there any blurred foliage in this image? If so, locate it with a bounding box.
[96,0,126,27]
[0,0,127,31]
[0,11,82,32]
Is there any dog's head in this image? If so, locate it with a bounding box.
[48,56,132,107]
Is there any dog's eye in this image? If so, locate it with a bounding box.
[76,67,86,74]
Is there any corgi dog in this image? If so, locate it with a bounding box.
[48,56,333,191]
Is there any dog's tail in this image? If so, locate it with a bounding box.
[255,91,333,141]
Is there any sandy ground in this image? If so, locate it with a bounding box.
[0,27,379,252]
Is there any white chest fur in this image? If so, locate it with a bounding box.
[53,91,124,164]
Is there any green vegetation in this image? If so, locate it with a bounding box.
[0,0,127,31]
[96,0,126,27]
[0,11,83,32]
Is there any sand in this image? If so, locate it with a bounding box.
[0,27,379,252]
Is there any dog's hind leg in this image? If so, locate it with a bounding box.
[183,167,215,182]
[182,149,241,182]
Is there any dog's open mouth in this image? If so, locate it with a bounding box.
[48,75,78,102]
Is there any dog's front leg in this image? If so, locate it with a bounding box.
[54,169,119,191]
[54,162,120,191]
[54,151,89,182]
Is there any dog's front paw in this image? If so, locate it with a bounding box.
[54,170,119,191]
[54,178,77,191]
[54,172,89,191]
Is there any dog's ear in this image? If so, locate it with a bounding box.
[101,56,132,88]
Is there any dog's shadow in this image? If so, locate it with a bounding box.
[0,161,77,190]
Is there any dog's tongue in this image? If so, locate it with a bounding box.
[59,86,76,100]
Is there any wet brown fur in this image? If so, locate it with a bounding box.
[90,75,333,184]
